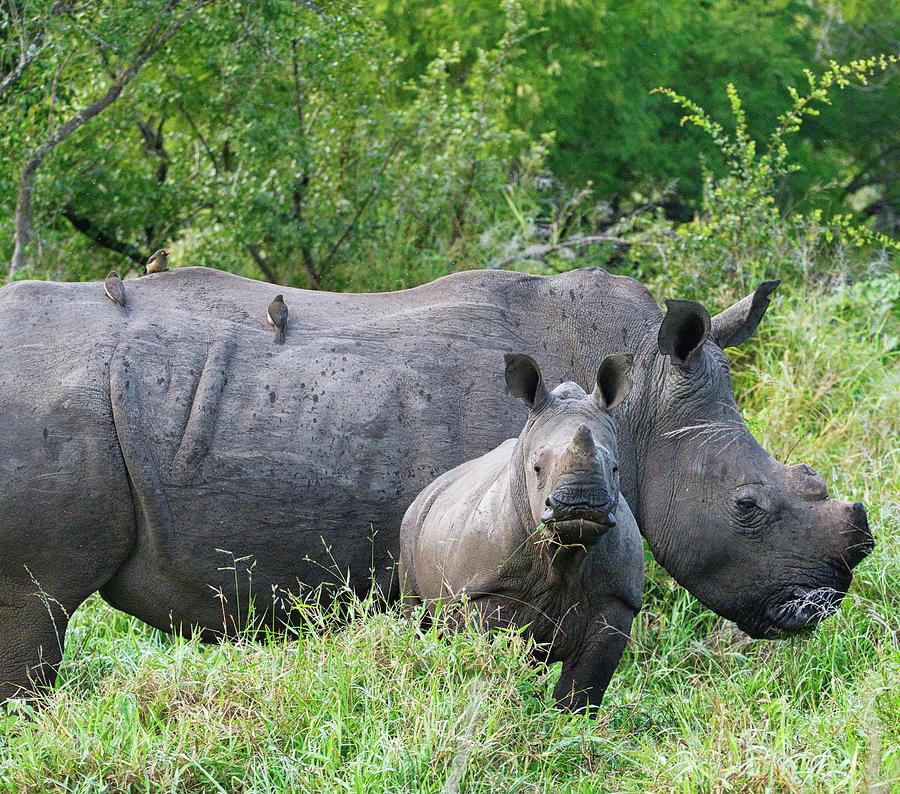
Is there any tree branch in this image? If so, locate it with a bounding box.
[448,157,477,246]
[0,1,69,100]
[288,38,320,288]
[845,171,900,194]
[62,204,146,267]
[0,33,45,99]
[843,143,900,195]
[247,244,280,284]
[317,139,401,277]
[39,0,210,159]
[177,99,218,173]
[136,113,170,184]
[295,0,331,20]
[290,38,304,130]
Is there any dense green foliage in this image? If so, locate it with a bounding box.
[2,0,540,287]
[378,0,900,224]
[1,1,898,790]
[1,0,898,286]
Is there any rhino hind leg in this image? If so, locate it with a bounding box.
[0,540,133,702]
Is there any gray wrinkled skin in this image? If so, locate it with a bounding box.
[399,354,644,711]
[0,266,873,698]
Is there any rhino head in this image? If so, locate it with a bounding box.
[632,281,874,638]
[504,351,634,546]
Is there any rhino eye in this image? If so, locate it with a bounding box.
[736,497,764,518]
[533,464,542,474]
[732,492,769,534]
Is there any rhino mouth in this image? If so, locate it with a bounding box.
[546,515,615,535]
[756,564,851,638]
[765,586,845,635]
[541,509,616,544]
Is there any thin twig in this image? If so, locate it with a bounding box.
[61,204,146,268]
[177,100,218,173]
[0,1,68,100]
[247,244,279,284]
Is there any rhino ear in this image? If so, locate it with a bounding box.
[658,299,711,367]
[504,353,549,410]
[710,280,780,348]
[594,353,634,409]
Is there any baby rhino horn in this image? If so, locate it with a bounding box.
[570,424,595,455]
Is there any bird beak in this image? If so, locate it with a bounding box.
[164,250,172,255]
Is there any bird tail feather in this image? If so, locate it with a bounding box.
[274,328,285,344]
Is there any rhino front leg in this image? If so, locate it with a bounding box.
[0,438,137,702]
[552,600,636,713]
[0,592,70,702]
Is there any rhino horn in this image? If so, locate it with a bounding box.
[570,424,596,456]
[711,280,780,349]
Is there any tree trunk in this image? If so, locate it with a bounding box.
[10,159,40,276]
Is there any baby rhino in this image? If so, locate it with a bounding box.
[400,353,644,711]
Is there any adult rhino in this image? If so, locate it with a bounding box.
[0,266,872,699]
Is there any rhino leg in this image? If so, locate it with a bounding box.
[0,484,135,702]
[0,421,136,701]
[0,437,135,699]
[0,281,139,700]
[552,599,636,713]
[0,593,69,701]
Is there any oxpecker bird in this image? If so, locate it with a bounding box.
[267,294,288,344]
[104,270,127,309]
[145,249,171,274]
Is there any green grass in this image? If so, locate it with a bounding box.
[1,276,897,793]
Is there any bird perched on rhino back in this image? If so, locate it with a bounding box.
[144,249,171,274]
[103,270,127,310]
[267,294,288,344]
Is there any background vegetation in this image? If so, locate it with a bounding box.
[1,0,897,790]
